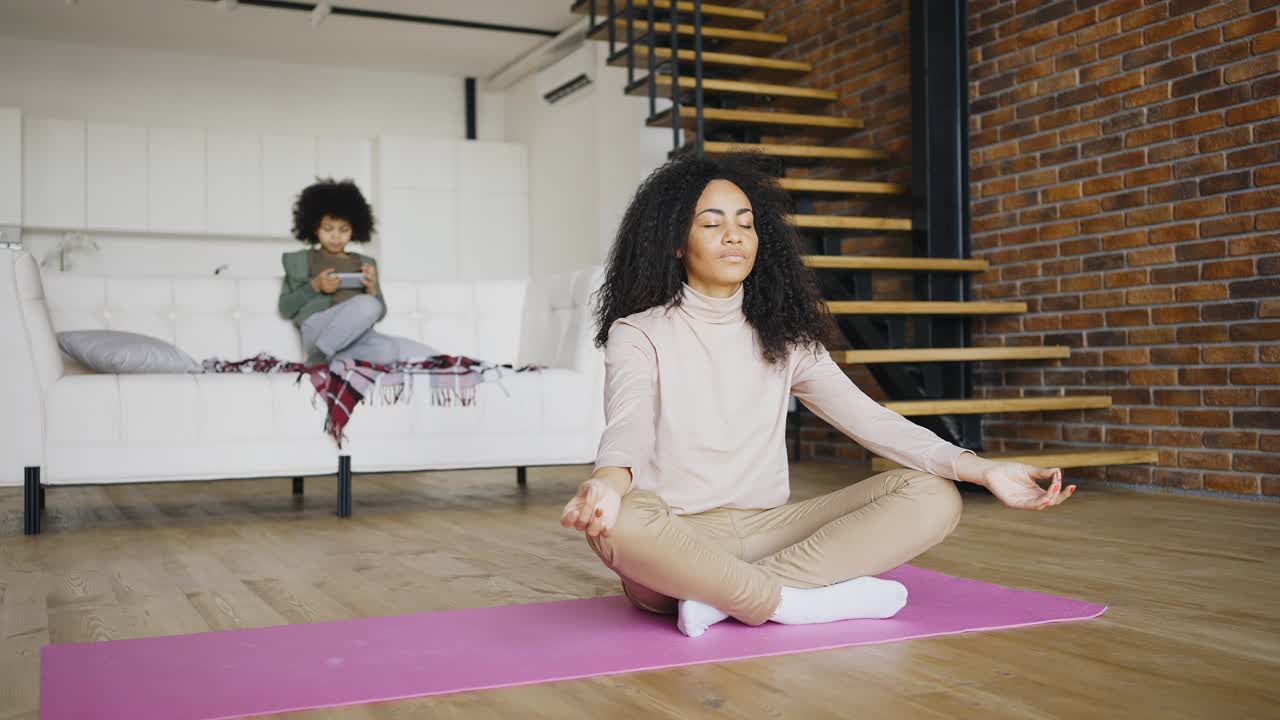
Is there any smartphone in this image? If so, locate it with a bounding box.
[334,272,365,289]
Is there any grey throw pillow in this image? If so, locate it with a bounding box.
[56,330,201,374]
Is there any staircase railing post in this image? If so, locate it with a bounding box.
[608,0,617,57]
[693,0,704,157]
[646,0,657,119]
[589,0,596,36]
[626,0,635,85]
[668,0,681,151]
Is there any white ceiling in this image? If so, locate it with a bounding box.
[0,0,580,77]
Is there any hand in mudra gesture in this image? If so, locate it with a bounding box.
[982,462,1074,510]
[560,477,622,538]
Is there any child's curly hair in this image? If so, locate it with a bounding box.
[291,178,376,244]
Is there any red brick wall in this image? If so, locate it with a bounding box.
[740,0,1280,495]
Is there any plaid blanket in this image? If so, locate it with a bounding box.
[202,353,540,446]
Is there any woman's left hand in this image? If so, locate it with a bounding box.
[981,462,1075,510]
[361,263,378,295]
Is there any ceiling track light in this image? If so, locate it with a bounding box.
[311,1,332,27]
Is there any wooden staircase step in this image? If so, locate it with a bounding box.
[781,178,906,195]
[571,0,766,28]
[883,395,1113,417]
[610,46,812,79]
[792,214,910,231]
[588,19,787,53]
[833,346,1072,364]
[825,300,1028,315]
[626,75,837,108]
[648,107,862,133]
[871,448,1160,472]
[802,256,989,271]
[703,141,889,163]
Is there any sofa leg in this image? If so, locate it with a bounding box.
[337,456,352,518]
[24,467,42,536]
[292,476,304,496]
[516,466,527,486]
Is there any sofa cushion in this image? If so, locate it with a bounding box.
[57,329,201,374]
[48,372,329,448]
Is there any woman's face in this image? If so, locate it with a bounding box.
[682,179,758,297]
[316,214,353,254]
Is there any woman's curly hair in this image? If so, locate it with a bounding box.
[593,152,833,365]
[291,178,376,244]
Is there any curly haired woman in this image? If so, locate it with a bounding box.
[561,153,1075,638]
[277,178,433,365]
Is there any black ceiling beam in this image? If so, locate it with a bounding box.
[195,0,561,38]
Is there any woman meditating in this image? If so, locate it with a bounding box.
[561,154,1074,638]
[278,179,434,365]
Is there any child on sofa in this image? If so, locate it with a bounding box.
[277,179,435,365]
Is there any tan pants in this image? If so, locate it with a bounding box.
[587,469,963,626]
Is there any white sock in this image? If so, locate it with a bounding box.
[676,576,908,637]
[677,599,730,638]
[768,577,908,625]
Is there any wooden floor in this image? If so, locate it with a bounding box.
[2,464,1278,719]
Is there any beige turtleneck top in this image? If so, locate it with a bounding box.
[593,283,975,515]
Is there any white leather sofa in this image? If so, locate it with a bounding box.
[1,249,605,534]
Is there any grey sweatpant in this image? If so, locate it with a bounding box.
[300,295,437,365]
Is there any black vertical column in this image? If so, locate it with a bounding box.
[910,0,979,449]
[465,77,477,140]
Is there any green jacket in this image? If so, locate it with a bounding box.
[277,249,387,328]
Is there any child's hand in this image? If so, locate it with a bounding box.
[310,269,340,294]
[361,263,378,295]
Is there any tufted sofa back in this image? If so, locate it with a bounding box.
[41,268,602,368]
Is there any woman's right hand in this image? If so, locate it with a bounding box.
[310,269,340,294]
[560,477,623,538]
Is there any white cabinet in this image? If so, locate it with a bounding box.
[458,191,529,281]
[148,127,205,234]
[86,123,148,231]
[262,135,316,238]
[316,138,373,201]
[375,136,456,191]
[0,108,19,226]
[374,136,459,281]
[206,132,262,237]
[456,142,529,281]
[459,142,528,195]
[378,187,457,281]
[373,137,529,282]
[15,121,390,241]
[22,117,85,229]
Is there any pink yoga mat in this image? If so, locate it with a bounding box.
[40,565,1104,719]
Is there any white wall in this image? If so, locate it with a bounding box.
[504,42,670,278]
[588,45,676,260]
[0,35,506,278]
[504,67,596,280]
[0,35,501,139]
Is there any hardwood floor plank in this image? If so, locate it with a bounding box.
[2,463,1277,718]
